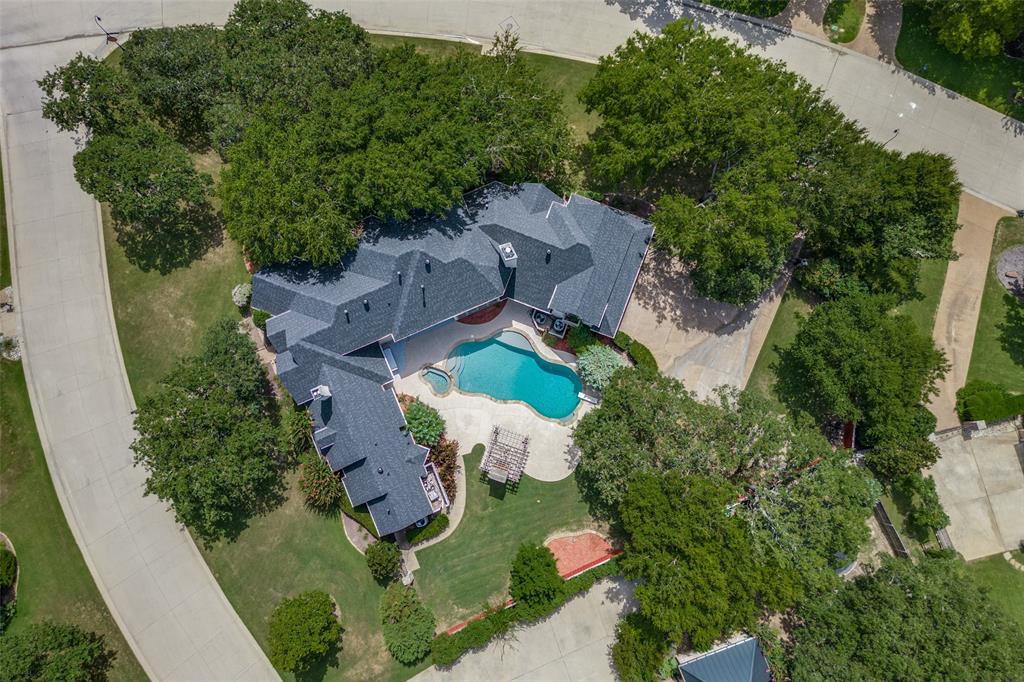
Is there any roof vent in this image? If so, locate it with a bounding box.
[498,242,518,269]
[377,467,384,474]
[344,309,350,323]
[310,384,332,401]
[396,271,403,285]
[363,299,369,311]
[545,249,551,264]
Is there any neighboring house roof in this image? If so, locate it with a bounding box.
[679,637,772,682]
[252,182,652,536]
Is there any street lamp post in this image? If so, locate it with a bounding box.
[883,128,900,147]
[94,16,119,45]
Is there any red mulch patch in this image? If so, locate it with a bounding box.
[457,299,507,325]
[546,532,620,578]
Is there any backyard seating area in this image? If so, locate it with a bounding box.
[481,426,530,488]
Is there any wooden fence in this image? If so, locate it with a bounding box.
[873,501,912,559]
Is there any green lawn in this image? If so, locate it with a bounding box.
[967,217,1024,391]
[966,551,1024,631]
[895,4,1024,120]
[0,360,146,681]
[745,286,815,413]
[895,258,949,338]
[824,0,865,44]
[369,34,599,138]
[414,446,595,627]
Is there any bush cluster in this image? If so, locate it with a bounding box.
[267,591,340,673]
[0,549,17,590]
[405,400,445,446]
[567,325,596,354]
[894,473,950,538]
[380,584,436,664]
[577,345,626,391]
[405,514,450,546]
[365,541,402,582]
[428,437,460,503]
[252,308,270,331]
[298,452,343,512]
[955,381,1024,422]
[610,331,657,371]
[431,559,619,667]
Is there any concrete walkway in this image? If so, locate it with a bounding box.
[0,35,277,682]
[927,194,1010,430]
[846,0,902,62]
[412,577,636,682]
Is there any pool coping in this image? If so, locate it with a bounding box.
[412,326,585,426]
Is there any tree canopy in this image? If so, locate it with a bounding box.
[777,293,948,477]
[0,621,116,681]
[923,0,1024,59]
[220,41,573,265]
[790,553,1024,680]
[131,318,283,543]
[379,583,436,664]
[267,591,340,673]
[580,20,960,304]
[509,544,564,617]
[619,472,800,650]
[38,54,142,136]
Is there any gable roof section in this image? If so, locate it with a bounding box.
[679,638,772,682]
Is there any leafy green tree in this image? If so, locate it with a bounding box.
[778,294,948,450]
[221,41,573,265]
[131,319,282,543]
[0,621,116,681]
[298,451,342,511]
[0,548,16,590]
[509,544,564,616]
[895,472,950,538]
[379,583,436,664]
[121,25,227,145]
[791,554,1024,679]
[38,54,141,136]
[576,344,626,390]
[924,0,1024,59]
[611,613,668,682]
[73,124,215,272]
[365,541,402,583]
[621,473,799,650]
[267,591,340,673]
[404,399,445,447]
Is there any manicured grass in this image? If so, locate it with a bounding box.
[102,153,249,400]
[895,4,1024,120]
[967,217,1024,391]
[200,470,427,682]
[824,0,865,44]
[369,34,599,139]
[745,286,815,413]
[414,445,595,627]
[895,258,949,338]
[702,0,788,17]
[0,360,146,681]
[966,551,1024,631]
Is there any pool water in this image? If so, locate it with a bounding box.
[447,330,581,420]
[421,366,451,394]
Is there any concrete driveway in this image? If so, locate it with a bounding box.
[413,577,636,682]
[929,424,1024,560]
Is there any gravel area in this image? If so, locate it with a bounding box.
[996,246,1024,298]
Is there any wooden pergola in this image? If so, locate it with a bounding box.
[481,426,530,487]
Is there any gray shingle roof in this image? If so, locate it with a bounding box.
[254,182,652,536]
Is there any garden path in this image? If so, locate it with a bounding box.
[846,0,902,62]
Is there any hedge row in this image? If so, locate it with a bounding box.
[405,513,450,545]
[430,559,619,668]
[252,308,270,331]
[612,331,658,372]
[955,381,1024,422]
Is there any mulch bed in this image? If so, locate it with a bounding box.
[545,531,620,579]
[456,300,507,325]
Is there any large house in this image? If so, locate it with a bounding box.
[252,182,652,536]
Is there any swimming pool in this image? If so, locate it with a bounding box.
[446,330,581,420]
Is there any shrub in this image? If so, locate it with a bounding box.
[613,330,633,351]
[279,406,312,460]
[0,621,116,680]
[577,344,626,390]
[231,282,252,308]
[612,613,668,682]
[252,308,270,331]
[405,514,450,545]
[405,400,445,446]
[627,340,658,372]
[298,452,343,511]
[380,584,436,664]
[428,437,460,503]
[568,325,596,353]
[267,591,340,673]
[896,473,950,537]
[956,381,1024,422]
[0,549,16,591]
[365,541,402,582]
[510,544,564,617]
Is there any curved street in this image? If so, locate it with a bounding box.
[1,1,1022,680]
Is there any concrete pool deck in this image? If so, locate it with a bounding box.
[392,303,591,482]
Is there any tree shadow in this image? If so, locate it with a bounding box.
[604,0,791,49]
[112,201,223,274]
[997,291,1024,367]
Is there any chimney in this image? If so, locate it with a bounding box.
[310,384,332,401]
[498,242,518,269]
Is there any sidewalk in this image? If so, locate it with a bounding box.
[0,35,278,681]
